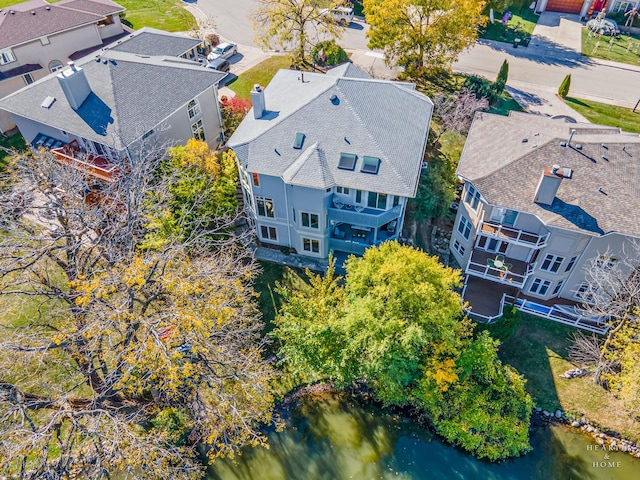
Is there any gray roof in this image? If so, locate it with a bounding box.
[107,28,202,57]
[57,0,124,15]
[0,0,123,50]
[0,50,225,150]
[228,68,433,197]
[458,111,640,237]
[325,62,372,79]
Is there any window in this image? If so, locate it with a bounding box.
[565,256,578,273]
[303,238,320,253]
[393,196,400,207]
[142,129,155,140]
[301,212,319,229]
[453,239,465,256]
[367,192,387,209]
[576,283,594,302]
[541,254,564,273]
[503,209,518,226]
[355,190,362,203]
[552,280,565,296]
[23,73,34,85]
[336,186,349,194]
[338,152,357,170]
[457,216,472,240]
[293,132,305,149]
[464,184,481,210]
[98,15,115,26]
[260,225,277,241]
[614,1,634,13]
[187,99,201,119]
[252,172,260,187]
[529,278,551,296]
[361,156,380,174]
[256,197,274,218]
[191,119,205,141]
[596,255,618,269]
[0,49,16,65]
[49,60,63,72]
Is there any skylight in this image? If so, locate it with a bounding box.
[40,96,56,109]
[361,156,380,174]
[293,132,305,149]
[338,153,357,171]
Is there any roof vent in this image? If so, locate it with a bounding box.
[330,94,339,105]
[522,138,528,143]
[10,10,15,14]
[575,144,582,150]
[40,96,56,109]
[46,6,50,10]
[598,187,607,195]
[31,11,35,15]
[601,144,608,149]
[559,141,566,147]
[601,155,608,161]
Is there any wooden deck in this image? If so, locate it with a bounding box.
[480,221,547,247]
[51,140,120,183]
[462,276,519,320]
[465,249,531,287]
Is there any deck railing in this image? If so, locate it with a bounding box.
[479,220,549,248]
[51,141,120,183]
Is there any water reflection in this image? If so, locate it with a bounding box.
[208,393,640,480]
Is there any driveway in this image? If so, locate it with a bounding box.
[529,12,583,55]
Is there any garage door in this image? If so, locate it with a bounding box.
[545,0,585,14]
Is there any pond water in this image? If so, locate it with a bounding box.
[207,393,640,480]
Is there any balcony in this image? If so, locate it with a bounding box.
[465,249,533,288]
[329,223,398,256]
[51,140,120,183]
[479,220,549,248]
[328,196,402,229]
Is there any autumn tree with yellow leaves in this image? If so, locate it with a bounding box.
[0,142,275,479]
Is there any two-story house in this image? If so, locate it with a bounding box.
[227,63,433,263]
[450,111,640,333]
[537,0,632,17]
[0,0,126,133]
[0,45,226,181]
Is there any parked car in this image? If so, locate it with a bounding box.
[205,58,230,73]
[586,18,620,36]
[207,42,237,61]
[320,6,354,25]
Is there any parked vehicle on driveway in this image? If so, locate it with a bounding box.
[586,18,620,36]
[320,6,354,25]
[207,42,237,61]
[205,57,230,73]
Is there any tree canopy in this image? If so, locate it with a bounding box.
[363,0,486,76]
[0,145,275,478]
[272,242,533,460]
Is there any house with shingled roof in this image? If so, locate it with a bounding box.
[450,111,640,334]
[0,0,126,133]
[227,63,433,264]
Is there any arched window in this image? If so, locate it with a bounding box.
[49,60,63,73]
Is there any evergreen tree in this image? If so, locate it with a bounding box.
[558,74,571,98]
[495,59,509,94]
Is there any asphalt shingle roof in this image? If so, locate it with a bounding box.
[0,50,225,150]
[108,28,202,57]
[458,111,640,237]
[228,65,433,197]
[57,0,123,15]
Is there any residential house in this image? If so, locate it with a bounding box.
[0,0,126,133]
[536,0,636,17]
[104,27,204,62]
[0,46,226,181]
[450,111,640,333]
[227,63,433,263]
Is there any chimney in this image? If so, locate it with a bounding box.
[250,84,265,119]
[56,61,92,110]
[534,165,571,205]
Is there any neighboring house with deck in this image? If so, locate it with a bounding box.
[227,63,433,263]
[450,111,640,333]
[0,45,226,181]
[0,0,126,133]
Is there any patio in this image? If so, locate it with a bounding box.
[462,276,519,321]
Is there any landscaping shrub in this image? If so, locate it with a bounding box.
[558,74,571,99]
[310,40,348,67]
[463,75,499,103]
[220,96,252,137]
[495,59,509,94]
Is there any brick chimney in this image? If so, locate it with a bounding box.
[250,84,265,119]
[56,61,92,110]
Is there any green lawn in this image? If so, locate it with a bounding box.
[489,89,524,116]
[496,313,640,443]
[564,96,640,134]
[479,6,539,47]
[0,0,196,32]
[0,132,27,166]
[582,28,640,66]
[227,56,293,99]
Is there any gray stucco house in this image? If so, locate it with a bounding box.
[0,31,226,182]
[227,63,433,263]
[450,111,640,333]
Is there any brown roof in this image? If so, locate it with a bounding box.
[0,0,123,50]
[458,112,640,237]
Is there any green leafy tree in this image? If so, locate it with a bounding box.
[310,39,348,66]
[363,0,487,76]
[273,242,533,460]
[558,73,571,98]
[495,58,509,94]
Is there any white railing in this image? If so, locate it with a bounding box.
[480,221,549,248]
[465,260,527,287]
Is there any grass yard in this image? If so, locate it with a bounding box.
[564,96,640,134]
[227,55,293,99]
[0,0,196,32]
[496,313,640,443]
[479,6,539,47]
[489,89,524,116]
[0,132,27,166]
[582,28,640,66]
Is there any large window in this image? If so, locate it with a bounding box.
[336,186,349,194]
[464,184,481,210]
[552,280,565,296]
[301,212,319,229]
[565,256,578,273]
[541,254,564,273]
[367,192,387,209]
[529,278,551,296]
[0,49,16,65]
[191,119,205,141]
[457,216,472,240]
[302,238,319,254]
[260,225,277,241]
[256,197,274,218]
[453,239,465,256]
[49,60,63,72]
[187,99,200,119]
